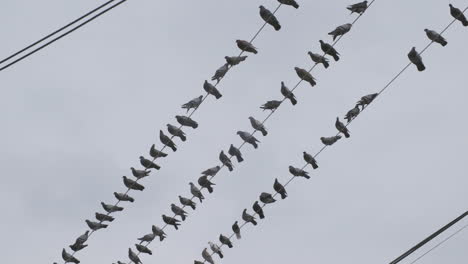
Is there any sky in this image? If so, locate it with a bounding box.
[1,0,467,263]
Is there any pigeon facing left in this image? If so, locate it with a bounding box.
[149,144,168,159]
[135,244,152,255]
[408,47,425,72]
[203,80,222,99]
[228,144,244,163]
[281,81,297,105]
[303,151,318,169]
[278,0,299,9]
[201,166,221,177]
[140,156,161,170]
[242,209,258,226]
[347,1,368,14]
[131,167,149,179]
[308,52,329,69]
[319,40,340,61]
[249,116,268,136]
[123,176,144,191]
[160,130,177,151]
[128,248,142,264]
[62,248,80,264]
[171,203,188,221]
[209,242,224,259]
[328,23,352,41]
[202,248,215,264]
[86,219,107,231]
[95,212,114,222]
[289,166,310,179]
[236,40,258,54]
[182,95,203,113]
[225,55,248,66]
[212,63,229,84]
[167,124,187,142]
[449,4,468,26]
[232,221,241,239]
[237,131,260,149]
[219,150,234,172]
[101,202,123,213]
[295,67,316,87]
[176,115,199,129]
[424,29,447,46]
[198,175,215,193]
[259,5,281,31]
[273,178,287,199]
[321,135,342,146]
[179,195,196,210]
[335,117,350,138]
[219,234,233,248]
[190,182,204,203]
[253,201,265,219]
[260,192,277,204]
[162,214,181,230]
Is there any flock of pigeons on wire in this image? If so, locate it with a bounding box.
[55,0,468,263]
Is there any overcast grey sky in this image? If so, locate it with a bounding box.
[1,0,467,263]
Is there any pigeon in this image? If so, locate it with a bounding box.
[328,23,352,41]
[160,130,177,151]
[85,219,108,231]
[128,248,142,264]
[260,192,276,204]
[303,151,318,169]
[190,182,204,203]
[225,55,248,66]
[424,29,447,46]
[135,244,152,255]
[408,47,425,72]
[236,40,258,54]
[273,178,287,199]
[69,242,87,252]
[152,225,167,241]
[123,176,144,191]
[219,150,233,171]
[131,167,149,179]
[112,262,126,264]
[198,175,215,193]
[228,144,244,163]
[149,144,168,159]
[62,248,80,264]
[232,221,241,239]
[212,63,230,84]
[162,214,181,230]
[176,115,199,129]
[219,234,233,248]
[237,131,260,149]
[260,100,282,111]
[253,201,265,219]
[259,5,281,31]
[308,52,329,69]
[289,166,310,179]
[280,81,297,105]
[249,116,268,136]
[294,67,316,87]
[202,248,215,264]
[335,117,350,138]
[321,135,342,146]
[209,242,224,259]
[345,105,361,123]
[201,166,221,177]
[140,156,161,170]
[319,40,340,61]
[182,95,203,113]
[278,0,299,9]
[179,195,196,210]
[114,192,135,203]
[347,1,368,14]
[171,203,188,221]
[203,80,223,99]
[74,231,89,246]
[167,124,186,142]
[449,4,468,26]
[95,212,114,222]
[356,93,378,109]
[194,261,204,264]
[101,202,124,213]
[242,209,258,226]
[138,232,156,243]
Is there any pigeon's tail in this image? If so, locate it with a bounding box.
[190,122,198,129]
[323,60,330,69]
[236,155,244,163]
[273,23,281,31]
[181,215,186,221]
[159,236,165,241]
[235,232,241,239]
[252,142,258,149]
[304,174,311,179]
[463,18,468,26]
[251,220,258,226]
[290,97,297,105]
[252,49,258,54]
[227,164,233,172]
[312,163,319,170]
[261,129,268,136]
[440,39,448,46]
[416,62,426,72]
[332,53,340,61]
[308,79,317,87]
[344,131,350,138]
[190,203,196,210]
[280,192,287,199]
[180,134,187,142]
[227,243,233,248]
[170,145,177,152]
[259,212,265,219]
[214,92,222,99]
[207,186,214,193]
[174,224,179,230]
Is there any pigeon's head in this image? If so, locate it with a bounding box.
[449,4,453,8]
[189,182,194,186]
[170,203,175,207]
[248,116,254,121]
[336,135,342,139]
[236,40,241,43]
[139,156,144,160]
[159,130,164,135]
[130,167,135,171]
[175,115,181,119]
[236,131,241,135]
[424,29,429,32]
[319,40,324,44]
[259,5,264,9]
[198,95,203,99]
[294,67,299,71]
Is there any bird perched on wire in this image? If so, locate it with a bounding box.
[449,4,468,26]
[179,195,196,210]
[308,51,329,69]
[167,124,187,142]
[424,29,447,46]
[253,201,265,219]
[149,144,168,159]
[182,95,203,113]
[249,116,268,136]
[69,231,89,252]
[140,156,161,170]
[237,131,260,149]
[62,248,80,264]
[281,81,297,105]
[321,135,342,146]
[228,144,244,163]
[138,231,156,243]
[261,100,282,111]
[114,192,135,203]
[171,203,188,221]
[236,39,258,54]
[198,175,215,193]
[219,234,233,248]
[219,150,234,171]
[294,67,316,87]
[345,105,360,123]
[128,248,142,264]
[95,212,114,222]
[176,115,198,129]
[202,248,215,264]
[274,178,287,199]
[303,152,318,169]
[135,244,152,255]
[203,80,222,99]
[190,182,204,203]
[212,63,229,84]
[131,167,149,179]
[408,47,425,72]
[347,1,368,14]
[201,166,221,177]
[101,202,123,213]
[289,166,310,179]
[232,221,241,239]
[319,40,340,61]
[335,117,350,138]
[278,0,299,9]
[328,23,352,41]
[160,130,177,151]
[242,209,258,225]
[162,214,181,230]
[209,242,224,258]
[123,176,145,191]
[152,225,167,241]
[225,55,248,66]
[86,219,107,231]
[260,192,276,204]
[259,5,281,31]
[356,93,378,109]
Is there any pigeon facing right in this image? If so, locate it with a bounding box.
[160,130,177,151]
[321,135,342,146]
[356,93,378,109]
[424,29,447,46]
[345,105,361,123]
[335,117,350,138]
[281,81,297,105]
[249,116,268,136]
[259,5,281,31]
[182,95,203,113]
[408,47,425,72]
[237,131,260,149]
[236,40,258,54]
[319,40,340,61]
[449,4,468,26]
[203,80,222,99]
[219,150,234,171]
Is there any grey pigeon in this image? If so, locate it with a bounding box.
[95,212,114,222]
[152,225,167,241]
[408,47,425,71]
[138,232,156,243]
[278,0,299,9]
[198,175,215,193]
[219,234,233,248]
[425,29,447,46]
[237,131,260,149]
[101,202,123,213]
[280,81,297,105]
[203,80,222,99]
[295,67,316,87]
[209,242,224,258]
[74,230,89,245]
[232,221,241,239]
[356,93,378,109]
[319,40,340,61]
[289,166,310,179]
[212,63,230,84]
[259,192,276,204]
[308,51,329,69]
[242,209,258,226]
[260,100,282,111]
[273,178,287,199]
[171,203,188,221]
[228,144,244,162]
[190,182,204,203]
[62,248,80,263]
[450,4,468,26]
[236,40,258,54]
[128,248,142,264]
[253,201,265,219]
[69,242,87,252]
[225,55,248,66]
[182,95,203,113]
[202,248,215,264]
[219,150,233,171]
[347,1,368,14]
[85,219,107,231]
[179,195,196,210]
[335,117,350,138]
[159,130,177,151]
[328,23,352,41]
[194,261,204,264]
[140,156,161,170]
[149,144,168,159]
[249,116,268,136]
[162,214,181,230]
[303,151,318,169]
[201,166,221,177]
[320,135,342,146]
[259,5,281,31]
[131,167,149,179]
[167,124,186,142]
[176,115,199,129]
[345,105,360,123]
[135,244,152,255]
[123,176,144,191]
[114,192,135,203]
